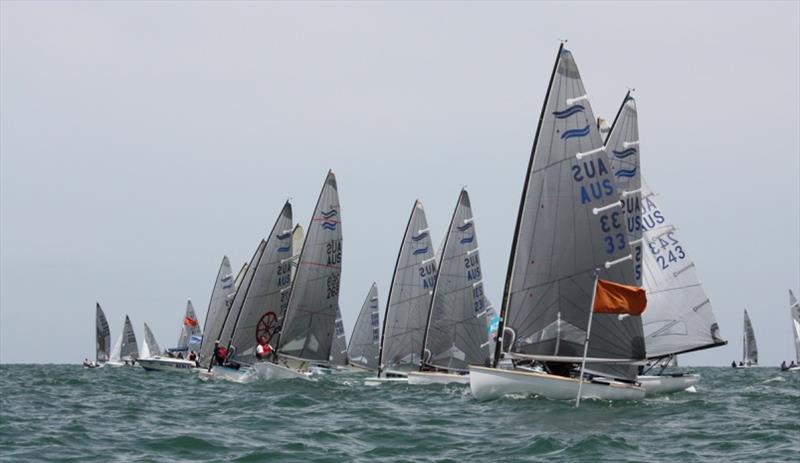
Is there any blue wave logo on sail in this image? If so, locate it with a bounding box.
[411,232,428,242]
[321,221,338,230]
[457,222,473,232]
[615,168,637,178]
[277,245,291,252]
[560,124,591,140]
[612,147,637,159]
[412,246,429,255]
[320,210,338,219]
[190,335,202,344]
[460,235,475,244]
[552,104,585,119]
[276,232,291,240]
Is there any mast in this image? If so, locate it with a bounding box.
[493,43,564,368]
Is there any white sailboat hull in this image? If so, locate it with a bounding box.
[138,357,197,372]
[253,361,314,381]
[788,366,800,372]
[468,365,645,402]
[407,371,469,385]
[637,374,699,395]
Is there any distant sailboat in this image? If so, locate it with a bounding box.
[174,299,201,355]
[469,45,647,401]
[366,200,437,385]
[108,315,139,367]
[786,290,800,371]
[198,256,237,368]
[86,303,110,368]
[347,283,381,371]
[138,315,199,372]
[740,309,758,367]
[140,323,161,359]
[408,189,491,385]
[330,306,348,368]
[257,171,342,381]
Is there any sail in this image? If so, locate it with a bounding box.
[604,93,643,287]
[176,299,201,353]
[347,283,381,370]
[496,45,644,378]
[743,310,758,365]
[330,306,348,366]
[120,315,139,360]
[225,202,294,365]
[141,323,161,358]
[198,256,236,366]
[109,333,122,363]
[278,171,342,363]
[234,262,248,291]
[218,240,268,348]
[791,290,800,364]
[422,189,490,372]
[638,182,725,357]
[290,224,305,282]
[95,303,110,364]
[378,200,437,374]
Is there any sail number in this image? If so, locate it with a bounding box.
[326,240,342,266]
[327,272,340,299]
[648,232,686,270]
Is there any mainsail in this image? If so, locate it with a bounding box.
[742,309,758,365]
[330,306,348,366]
[176,299,201,353]
[141,323,161,358]
[120,315,139,361]
[378,200,437,375]
[198,256,236,366]
[218,240,268,349]
[290,224,305,282]
[494,45,645,378]
[226,202,294,365]
[233,262,248,291]
[638,182,725,358]
[95,303,110,364]
[278,171,342,363]
[347,283,381,370]
[791,290,800,364]
[421,189,490,372]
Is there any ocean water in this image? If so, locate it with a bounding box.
[0,365,797,462]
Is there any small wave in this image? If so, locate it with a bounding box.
[762,376,785,383]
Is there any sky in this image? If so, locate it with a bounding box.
[1,1,798,366]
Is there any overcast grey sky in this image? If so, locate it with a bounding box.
[1,1,798,365]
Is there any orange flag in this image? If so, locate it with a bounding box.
[593,279,647,315]
[184,316,198,327]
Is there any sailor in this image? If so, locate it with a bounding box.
[255,336,273,360]
[791,361,797,369]
[731,361,736,368]
[781,361,787,371]
[213,340,228,366]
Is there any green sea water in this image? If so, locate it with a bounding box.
[0,365,797,462]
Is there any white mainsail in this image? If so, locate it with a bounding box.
[377,200,437,376]
[141,323,161,359]
[421,189,490,372]
[347,283,381,370]
[95,303,111,364]
[742,309,758,366]
[791,290,800,364]
[278,171,342,364]
[198,256,236,367]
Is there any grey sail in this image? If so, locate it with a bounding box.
[218,240,268,349]
[278,172,342,363]
[742,310,758,365]
[378,200,437,375]
[227,202,294,365]
[347,283,381,370]
[95,303,110,364]
[495,45,644,379]
[422,189,490,372]
[176,299,201,353]
[330,306,348,366]
[790,290,800,364]
[639,182,725,358]
[290,224,305,282]
[120,315,139,360]
[604,92,644,287]
[199,256,236,366]
[142,323,161,358]
[234,262,248,291]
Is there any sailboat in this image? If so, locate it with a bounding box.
[140,323,161,359]
[468,45,647,401]
[138,301,203,372]
[785,290,800,371]
[86,303,111,368]
[346,283,381,371]
[174,299,202,355]
[736,309,758,367]
[197,256,237,368]
[107,315,139,367]
[408,189,491,385]
[329,306,348,369]
[365,200,437,385]
[254,171,343,381]
[202,200,295,383]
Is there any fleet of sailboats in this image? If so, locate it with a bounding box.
[85,43,797,402]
